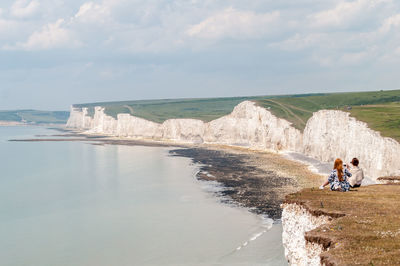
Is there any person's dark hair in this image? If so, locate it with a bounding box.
[351,158,359,166]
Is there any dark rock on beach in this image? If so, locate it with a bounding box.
[170,147,303,220]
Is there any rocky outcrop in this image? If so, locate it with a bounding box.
[377,176,400,184]
[66,101,400,180]
[281,203,331,266]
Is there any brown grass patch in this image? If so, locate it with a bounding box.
[285,185,400,265]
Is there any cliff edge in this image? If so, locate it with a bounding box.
[282,185,400,265]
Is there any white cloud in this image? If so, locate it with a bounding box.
[74,1,111,23]
[266,0,400,68]
[15,19,80,50]
[2,0,400,107]
[309,0,389,28]
[11,0,40,18]
[186,8,280,39]
[379,13,400,32]
[1,0,400,68]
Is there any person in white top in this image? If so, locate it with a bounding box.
[347,158,364,188]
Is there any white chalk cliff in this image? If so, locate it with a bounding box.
[281,203,330,266]
[67,100,400,180]
[67,101,303,151]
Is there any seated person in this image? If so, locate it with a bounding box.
[347,157,364,188]
[320,158,351,192]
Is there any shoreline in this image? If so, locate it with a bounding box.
[170,146,324,220]
[0,122,67,127]
[11,128,325,220]
[0,121,27,126]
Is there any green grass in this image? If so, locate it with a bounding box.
[74,96,262,123]
[255,90,400,132]
[0,110,69,124]
[73,93,333,122]
[349,103,400,142]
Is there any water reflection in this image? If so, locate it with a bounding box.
[0,127,287,266]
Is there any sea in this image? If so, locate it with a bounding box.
[0,126,287,266]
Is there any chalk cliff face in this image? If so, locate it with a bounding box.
[66,107,93,129]
[281,203,330,266]
[204,102,302,151]
[303,110,400,179]
[67,101,303,150]
[67,101,400,180]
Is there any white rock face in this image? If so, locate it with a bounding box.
[204,101,302,151]
[66,107,93,129]
[66,101,303,150]
[66,101,400,180]
[162,119,205,143]
[281,203,330,266]
[303,110,400,179]
[118,114,161,139]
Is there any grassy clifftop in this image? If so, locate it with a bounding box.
[73,96,261,123]
[74,89,400,142]
[285,185,400,265]
[255,90,400,131]
[349,103,400,142]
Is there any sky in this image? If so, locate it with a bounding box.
[0,0,400,110]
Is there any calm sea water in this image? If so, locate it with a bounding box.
[0,126,286,266]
